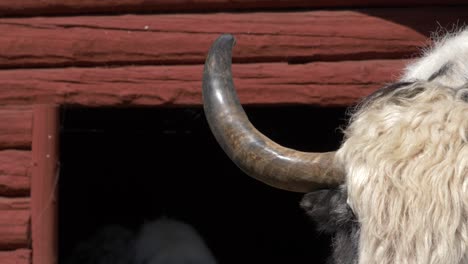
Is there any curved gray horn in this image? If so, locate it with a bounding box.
[202,34,345,192]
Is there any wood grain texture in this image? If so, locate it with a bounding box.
[31,106,59,264]
[0,59,407,107]
[0,0,465,16]
[1,8,465,68]
[0,107,32,150]
[0,198,30,249]
[0,151,31,197]
[0,197,30,210]
[0,249,31,264]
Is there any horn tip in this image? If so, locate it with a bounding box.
[215,33,236,47]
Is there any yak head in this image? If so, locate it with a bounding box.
[202,32,468,264]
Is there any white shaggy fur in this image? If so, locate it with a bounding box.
[402,28,468,88]
[337,29,468,264]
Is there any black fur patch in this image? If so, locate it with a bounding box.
[456,88,468,102]
[301,187,359,264]
[360,81,414,107]
[428,63,452,81]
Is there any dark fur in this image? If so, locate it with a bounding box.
[301,187,360,264]
[65,225,134,264]
[428,63,452,81]
[358,81,415,108]
[65,219,217,264]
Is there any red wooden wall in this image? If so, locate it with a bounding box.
[1,1,468,263]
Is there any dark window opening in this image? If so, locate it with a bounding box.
[58,106,348,264]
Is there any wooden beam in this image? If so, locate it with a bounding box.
[0,151,31,197]
[0,198,30,250]
[0,107,32,150]
[0,0,465,17]
[0,59,407,107]
[0,197,29,210]
[1,8,466,68]
[0,249,31,264]
[31,106,59,264]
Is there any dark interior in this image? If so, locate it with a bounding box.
[58,106,348,264]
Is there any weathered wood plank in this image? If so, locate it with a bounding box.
[0,8,465,68]
[31,106,59,264]
[0,198,30,250]
[0,0,465,17]
[0,197,30,210]
[0,151,31,197]
[0,59,407,107]
[0,249,31,264]
[0,107,32,150]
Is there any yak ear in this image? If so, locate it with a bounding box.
[300,186,352,233]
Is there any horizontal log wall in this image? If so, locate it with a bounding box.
[0,1,467,264]
[0,108,33,150]
[0,108,31,263]
[0,151,31,197]
[2,8,467,68]
[0,7,465,107]
[0,249,31,264]
[0,198,30,250]
[0,106,31,256]
[0,0,465,16]
[0,60,406,107]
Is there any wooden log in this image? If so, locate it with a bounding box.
[0,59,407,107]
[31,106,59,264]
[0,249,31,264]
[0,107,33,150]
[1,8,466,68]
[0,198,30,250]
[0,197,30,210]
[0,151,31,197]
[0,0,465,17]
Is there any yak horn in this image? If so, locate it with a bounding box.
[202,34,345,192]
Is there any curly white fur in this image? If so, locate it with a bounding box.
[336,28,468,264]
[338,83,468,264]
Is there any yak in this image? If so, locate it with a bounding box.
[202,30,468,264]
[64,218,217,264]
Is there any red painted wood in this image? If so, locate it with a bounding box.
[1,8,463,68]
[31,106,59,264]
[0,0,465,16]
[0,197,29,210]
[0,59,407,107]
[0,198,30,249]
[0,151,31,197]
[0,107,32,150]
[0,249,31,264]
